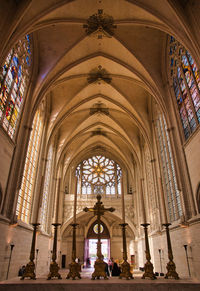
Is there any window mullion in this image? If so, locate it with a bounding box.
[162,116,179,220]
[157,117,173,221]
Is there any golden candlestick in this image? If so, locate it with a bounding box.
[163,223,179,279]
[83,194,115,280]
[21,223,40,280]
[119,223,134,280]
[141,223,157,280]
[47,223,62,280]
[66,223,81,280]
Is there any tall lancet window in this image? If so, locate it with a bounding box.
[40,146,53,232]
[76,155,122,196]
[0,35,32,139]
[155,111,182,222]
[169,36,200,139]
[16,109,43,223]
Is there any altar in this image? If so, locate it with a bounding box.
[1,269,200,291]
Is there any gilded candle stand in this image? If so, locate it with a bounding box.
[21,223,40,280]
[66,223,81,280]
[47,223,62,280]
[163,223,179,279]
[119,223,134,280]
[141,223,157,280]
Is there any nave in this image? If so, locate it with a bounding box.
[1,0,200,286]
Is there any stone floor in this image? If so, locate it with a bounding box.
[1,268,200,291]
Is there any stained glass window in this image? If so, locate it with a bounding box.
[93,224,104,234]
[40,146,53,232]
[16,109,43,223]
[0,35,31,139]
[76,155,122,195]
[169,36,200,139]
[155,111,182,222]
[144,144,158,230]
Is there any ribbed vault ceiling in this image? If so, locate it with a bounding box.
[9,0,193,178]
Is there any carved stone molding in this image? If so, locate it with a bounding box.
[90,101,109,115]
[83,9,116,39]
[87,66,112,84]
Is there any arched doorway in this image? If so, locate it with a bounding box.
[85,220,110,267]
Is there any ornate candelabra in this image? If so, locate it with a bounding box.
[47,223,62,280]
[83,194,115,280]
[163,223,179,279]
[141,223,157,280]
[21,223,40,280]
[119,223,134,280]
[6,243,15,280]
[66,223,81,280]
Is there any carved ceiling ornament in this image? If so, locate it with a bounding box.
[83,9,116,39]
[87,65,112,84]
[91,127,107,137]
[90,101,109,115]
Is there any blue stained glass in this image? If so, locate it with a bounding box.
[182,55,189,66]
[26,56,30,65]
[13,56,19,67]
[18,66,22,77]
[177,67,181,78]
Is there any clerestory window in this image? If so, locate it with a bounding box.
[0,35,32,139]
[155,110,182,222]
[169,36,200,140]
[16,109,43,223]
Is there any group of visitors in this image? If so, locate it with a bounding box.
[85,256,121,277]
[106,257,121,277]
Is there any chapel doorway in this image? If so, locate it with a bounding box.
[84,220,110,267]
[88,239,109,266]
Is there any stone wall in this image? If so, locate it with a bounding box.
[0,221,52,281]
[0,130,14,209]
[184,128,200,203]
[140,222,200,279]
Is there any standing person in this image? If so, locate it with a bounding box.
[18,265,25,276]
[102,255,109,277]
[86,257,91,268]
[111,262,121,276]
[108,258,114,276]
